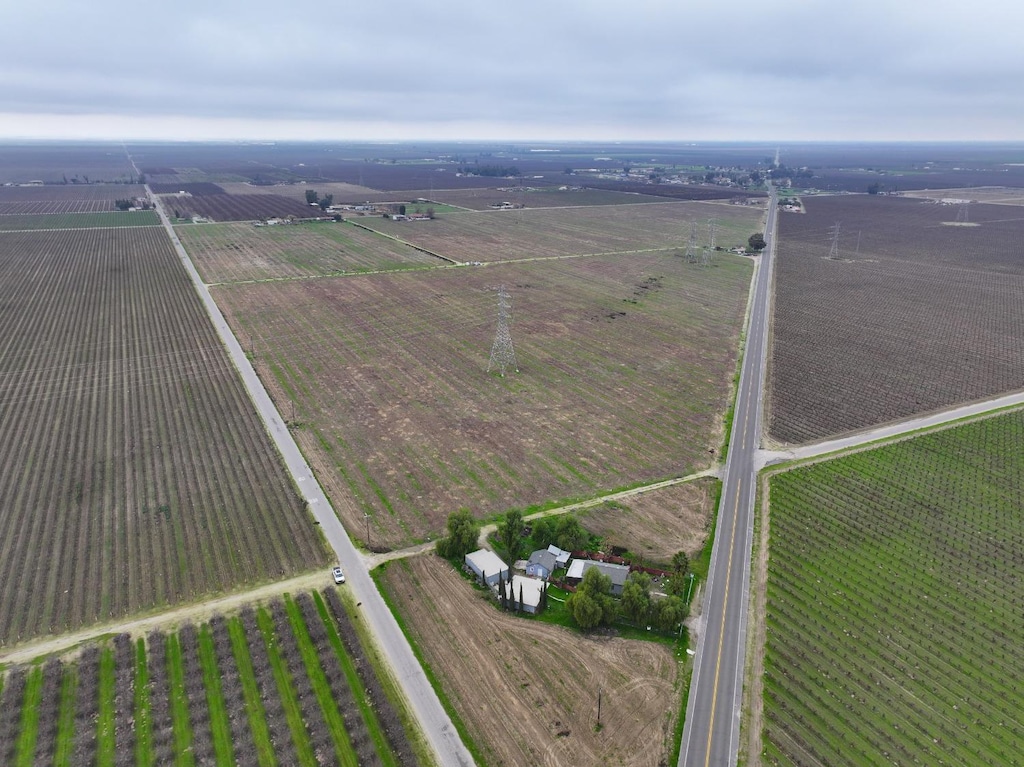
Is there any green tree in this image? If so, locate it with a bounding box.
[305,189,319,205]
[568,589,603,628]
[320,193,333,208]
[555,515,589,552]
[748,233,767,252]
[666,570,692,598]
[498,509,526,564]
[566,567,617,629]
[620,572,652,625]
[435,508,480,560]
[530,517,556,550]
[651,595,688,633]
[671,550,690,577]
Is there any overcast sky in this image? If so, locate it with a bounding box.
[1,1,1021,142]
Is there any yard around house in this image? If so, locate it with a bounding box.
[378,554,682,767]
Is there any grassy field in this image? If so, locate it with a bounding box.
[0,591,422,766]
[353,199,763,262]
[759,411,1024,765]
[0,211,160,230]
[0,226,328,646]
[178,219,442,282]
[378,555,682,767]
[213,251,752,549]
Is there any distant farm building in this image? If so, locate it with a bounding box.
[565,560,630,596]
[500,575,544,614]
[465,549,508,587]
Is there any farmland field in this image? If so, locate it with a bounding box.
[768,194,1024,444]
[0,591,421,766]
[902,186,1024,206]
[213,252,752,549]
[352,199,764,262]
[379,554,681,767]
[0,210,160,230]
[0,183,147,214]
[577,478,718,564]
[160,192,318,222]
[411,186,675,211]
[760,411,1024,766]
[178,220,442,282]
[0,226,328,646]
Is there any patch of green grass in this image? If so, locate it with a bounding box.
[14,665,43,767]
[134,639,153,767]
[227,618,277,767]
[254,607,317,767]
[95,645,116,765]
[52,667,78,767]
[164,633,196,767]
[197,627,236,765]
[282,595,358,767]
[0,211,161,230]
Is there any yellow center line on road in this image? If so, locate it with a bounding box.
[704,484,742,767]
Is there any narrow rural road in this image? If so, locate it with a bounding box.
[679,187,777,767]
[759,388,1024,468]
[147,189,475,767]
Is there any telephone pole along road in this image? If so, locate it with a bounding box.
[680,187,778,767]
[148,187,475,767]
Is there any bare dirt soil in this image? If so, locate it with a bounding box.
[379,555,682,767]
[579,479,717,565]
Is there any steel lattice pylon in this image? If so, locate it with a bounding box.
[487,285,518,376]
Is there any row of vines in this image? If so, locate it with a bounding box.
[0,591,418,766]
[762,411,1024,765]
[0,227,328,645]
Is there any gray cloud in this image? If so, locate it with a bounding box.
[1,0,1022,140]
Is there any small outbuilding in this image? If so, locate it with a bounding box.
[565,559,631,596]
[500,575,544,614]
[465,549,509,587]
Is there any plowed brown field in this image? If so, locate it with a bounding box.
[380,555,681,767]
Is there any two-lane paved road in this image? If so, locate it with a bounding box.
[146,186,474,767]
[680,187,777,767]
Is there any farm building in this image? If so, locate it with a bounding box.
[526,549,557,579]
[465,549,509,587]
[565,559,631,596]
[499,574,544,614]
[547,544,571,567]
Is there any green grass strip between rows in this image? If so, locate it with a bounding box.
[227,617,277,767]
[197,627,236,766]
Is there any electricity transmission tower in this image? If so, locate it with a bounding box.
[956,203,969,224]
[487,285,518,376]
[685,220,699,262]
[828,221,841,259]
[701,219,718,267]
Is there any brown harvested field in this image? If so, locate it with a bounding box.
[579,479,717,564]
[218,180,386,200]
[355,199,764,262]
[0,183,146,214]
[380,555,681,767]
[213,252,752,549]
[768,194,1024,444]
[161,192,317,221]
[902,186,1024,205]
[412,186,675,211]
[0,226,329,647]
[178,219,441,282]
